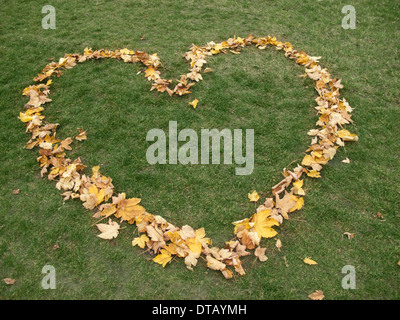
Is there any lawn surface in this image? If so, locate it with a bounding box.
[0,0,399,299]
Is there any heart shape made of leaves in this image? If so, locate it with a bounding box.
[19,35,358,279]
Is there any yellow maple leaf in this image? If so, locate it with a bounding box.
[292,179,305,195]
[289,196,304,212]
[114,197,146,222]
[306,170,321,178]
[189,98,199,109]
[153,249,172,267]
[232,218,253,234]
[88,185,105,206]
[248,190,260,202]
[119,48,132,55]
[250,209,279,239]
[132,234,149,249]
[301,154,314,167]
[144,65,160,80]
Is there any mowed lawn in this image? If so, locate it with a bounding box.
[0,0,399,299]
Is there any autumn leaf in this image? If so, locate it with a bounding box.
[114,196,146,222]
[189,98,199,109]
[3,278,15,285]
[153,249,173,267]
[344,232,355,239]
[132,234,149,249]
[250,209,279,239]
[306,170,321,178]
[309,290,325,300]
[60,137,73,151]
[96,219,120,240]
[206,255,226,271]
[304,257,318,265]
[275,239,282,251]
[275,191,297,219]
[254,247,268,262]
[144,65,160,81]
[75,127,87,141]
[248,190,260,202]
[289,195,304,212]
[292,179,305,196]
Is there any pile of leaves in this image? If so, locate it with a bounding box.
[19,35,358,279]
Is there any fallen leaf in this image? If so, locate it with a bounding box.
[206,255,226,271]
[12,189,20,195]
[309,290,325,300]
[342,157,351,163]
[3,278,15,285]
[283,256,289,267]
[275,239,282,251]
[153,249,172,267]
[75,127,87,141]
[189,98,199,109]
[250,209,278,239]
[292,179,305,196]
[96,219,120,240]
[132,234,149,249]
[248,190,260,202]
[304,257,318,265]
[344,232,355,239]
[254,246,268,262]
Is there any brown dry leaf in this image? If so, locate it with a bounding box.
[254,247,268,262]
[12,189,20,195]
[344,232,355,239]
[96,219,120,240]
[221,268,234,279]
[283,256,289,267]
[342,157,351,163]
[206,255,226,271]
[275,239,282,251]
[75,127,87,141]
[3,278,15,285]
[184,253,198,271]
[146,225,164,242]
[61,137,73,150]
[114,197,145,222]
[309,290,325,300]
[180,225,196,241]
[275,191,297,219]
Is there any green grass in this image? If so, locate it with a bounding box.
[0,0,399,299]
